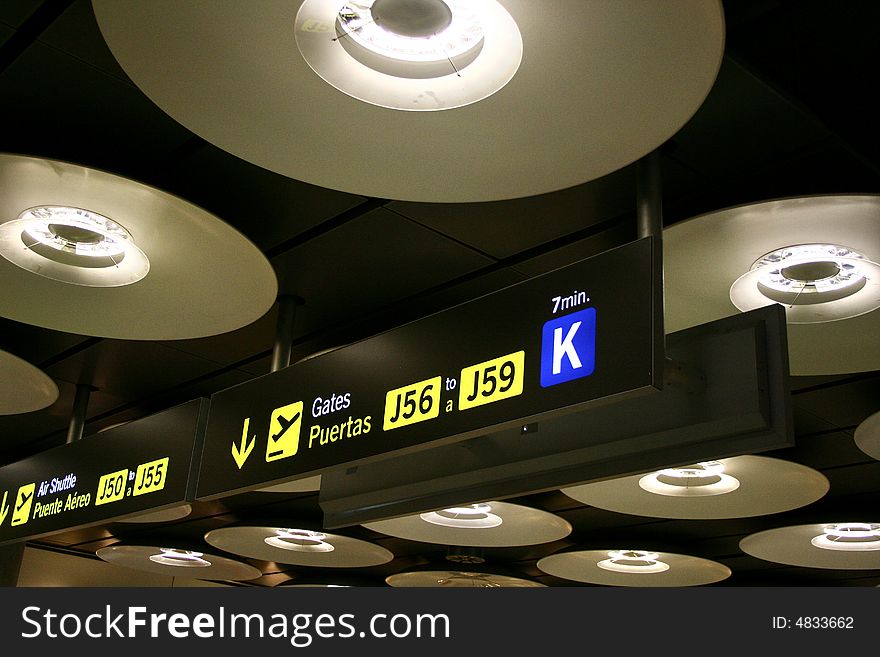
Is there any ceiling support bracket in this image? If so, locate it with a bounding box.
[65,383,94,444]
[270,295,302,373]
[636,147,667,386]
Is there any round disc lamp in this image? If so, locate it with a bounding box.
[560,456,829,520]
[96,545,263,581]
[664,195,880,375]
[740,523,880,570]
[116,504,193,524]
[92,0,724,202]
[855,410,880,462]
[362,501,571,547]
[204,526,394,568]
[0,154,277,340]
[537,549,731,587]
[386,570,545,587]
[0,349,59,415]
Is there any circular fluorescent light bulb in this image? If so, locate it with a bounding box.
[265,529,336,552]
[148,548,212,568]
[663,195,880,374]
[437,572,498,587]
[639,460,741,497]
[296,0,522,110]
[0,205,150,286]
[336,0,485,79]
[729,243,880,323]
[596,550,670,574]
[435,572,498,587]
[420,503,503,528]
[810,523,880,552]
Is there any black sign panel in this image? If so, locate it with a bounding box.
[319,305,793,527]
[197,238,660,500]
[0,399,207,546]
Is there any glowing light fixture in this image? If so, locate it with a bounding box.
[204,526,393,567]
[663,195,880,375]
[854,410,880,461]
[420,503,502,528]
[92,0,724,202]
[562,456,827,520]
[335,0,485,79]
[810,523,880,552]
[638,461,740,497]
[148,548,212,568]
[729,243,880,323]
[0,349,58,415]
[264,529,336,553]
[537,550,730,587]
[740,523,880,570]
[96,544,262,580]
[0,154,277,340]
[0,205,150,287]
[296,0,521,111]
[386,570,545,588]
[435,572,498,587]
[363,500,571,547]
[596,550,670,574]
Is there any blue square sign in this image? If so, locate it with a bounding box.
[540,307,596,388]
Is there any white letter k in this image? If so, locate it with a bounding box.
[553,322,582,374]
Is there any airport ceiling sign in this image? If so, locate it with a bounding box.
[0,399,207,546]
[196,238,661,500]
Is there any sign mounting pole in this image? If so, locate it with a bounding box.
[636,148,666,388]
[270,295,302,373]
[65,383,94,444]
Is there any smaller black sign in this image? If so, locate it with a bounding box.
[0,399,207,546]
[319,305,793,527]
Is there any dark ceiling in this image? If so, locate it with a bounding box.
[1,0,879,587]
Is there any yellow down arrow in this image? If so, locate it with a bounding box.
[0,491,9,526]
[231,418,256,469]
